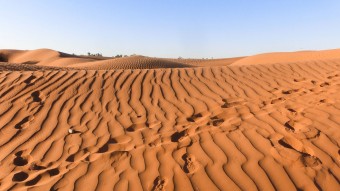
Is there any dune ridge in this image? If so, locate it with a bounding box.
[0,49,339,191]
[232,49,340,65]
[2,48,340,69]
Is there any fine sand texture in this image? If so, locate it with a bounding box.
[0,49,339,191]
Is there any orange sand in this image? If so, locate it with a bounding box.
[0,49,339,191]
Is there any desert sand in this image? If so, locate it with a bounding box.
[0,48,339,191]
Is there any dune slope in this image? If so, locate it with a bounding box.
[232,49,340,65]
[0,49,242,69]
[0,49,339,191]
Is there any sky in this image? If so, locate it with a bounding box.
[1,0,340,58]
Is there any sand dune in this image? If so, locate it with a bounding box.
[2,48,340,69]
[232,49,340,65]
[0,49,339,191]
[0,49,98,67]
[1,49,242,69]
[0,49,244,69]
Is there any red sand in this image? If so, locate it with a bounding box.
[0,48,339,191]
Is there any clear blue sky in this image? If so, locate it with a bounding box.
[1,0,340,58]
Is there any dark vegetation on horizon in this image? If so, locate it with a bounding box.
[83,52,213,60]
[86,52,129,58]
[0,53,8,62]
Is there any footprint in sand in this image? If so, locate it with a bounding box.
[171,127,195,142]
[13,151,28,166]
[311,80,318,85]
[284,107,299,117]
[187,113,203,122]
[187,111,211,122]
[293,77,306,82]
[31,91,45,103]
[126,122,148,132]
[170,129,194,148]
[48,168,60,177]
[327,74,339,79]
[146,121,162,129]
[24,75,37,85]
[209,116,224,126]
[277,137,322,167]
[270,97,286,104]
[29,162,47,171]
[319,82,330,87]
[15,116,34,130]
[97,139,117,153]
[221,98,245,108]
[319,99,330,103]
[12,171,29,182]
[171,131,187,142]
[182,154,201,174]
[152,176,167,191]
[281,89,299,95]
[25,175,42,186]
[284,118,320,139]
[268,87,280,93]
[284,120,310,133]
[286,108,297,113]
[301,154,322,167]
[97,135,133,154]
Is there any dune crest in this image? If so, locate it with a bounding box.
[232,49,340,65]
[2,48,340,69]
[1,48,242,69]
[0,48,339,190]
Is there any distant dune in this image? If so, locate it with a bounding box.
[2,48,340,69]
[232,49,340,65]
[0,48,244,69]
[0,48,339,191]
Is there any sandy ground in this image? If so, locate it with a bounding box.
[0,49,339,191]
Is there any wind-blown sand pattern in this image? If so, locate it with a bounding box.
[0,49,339,191]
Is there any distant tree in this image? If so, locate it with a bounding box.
[115,54,123,58]
[86,52,103,57]
[0,53,7,62]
